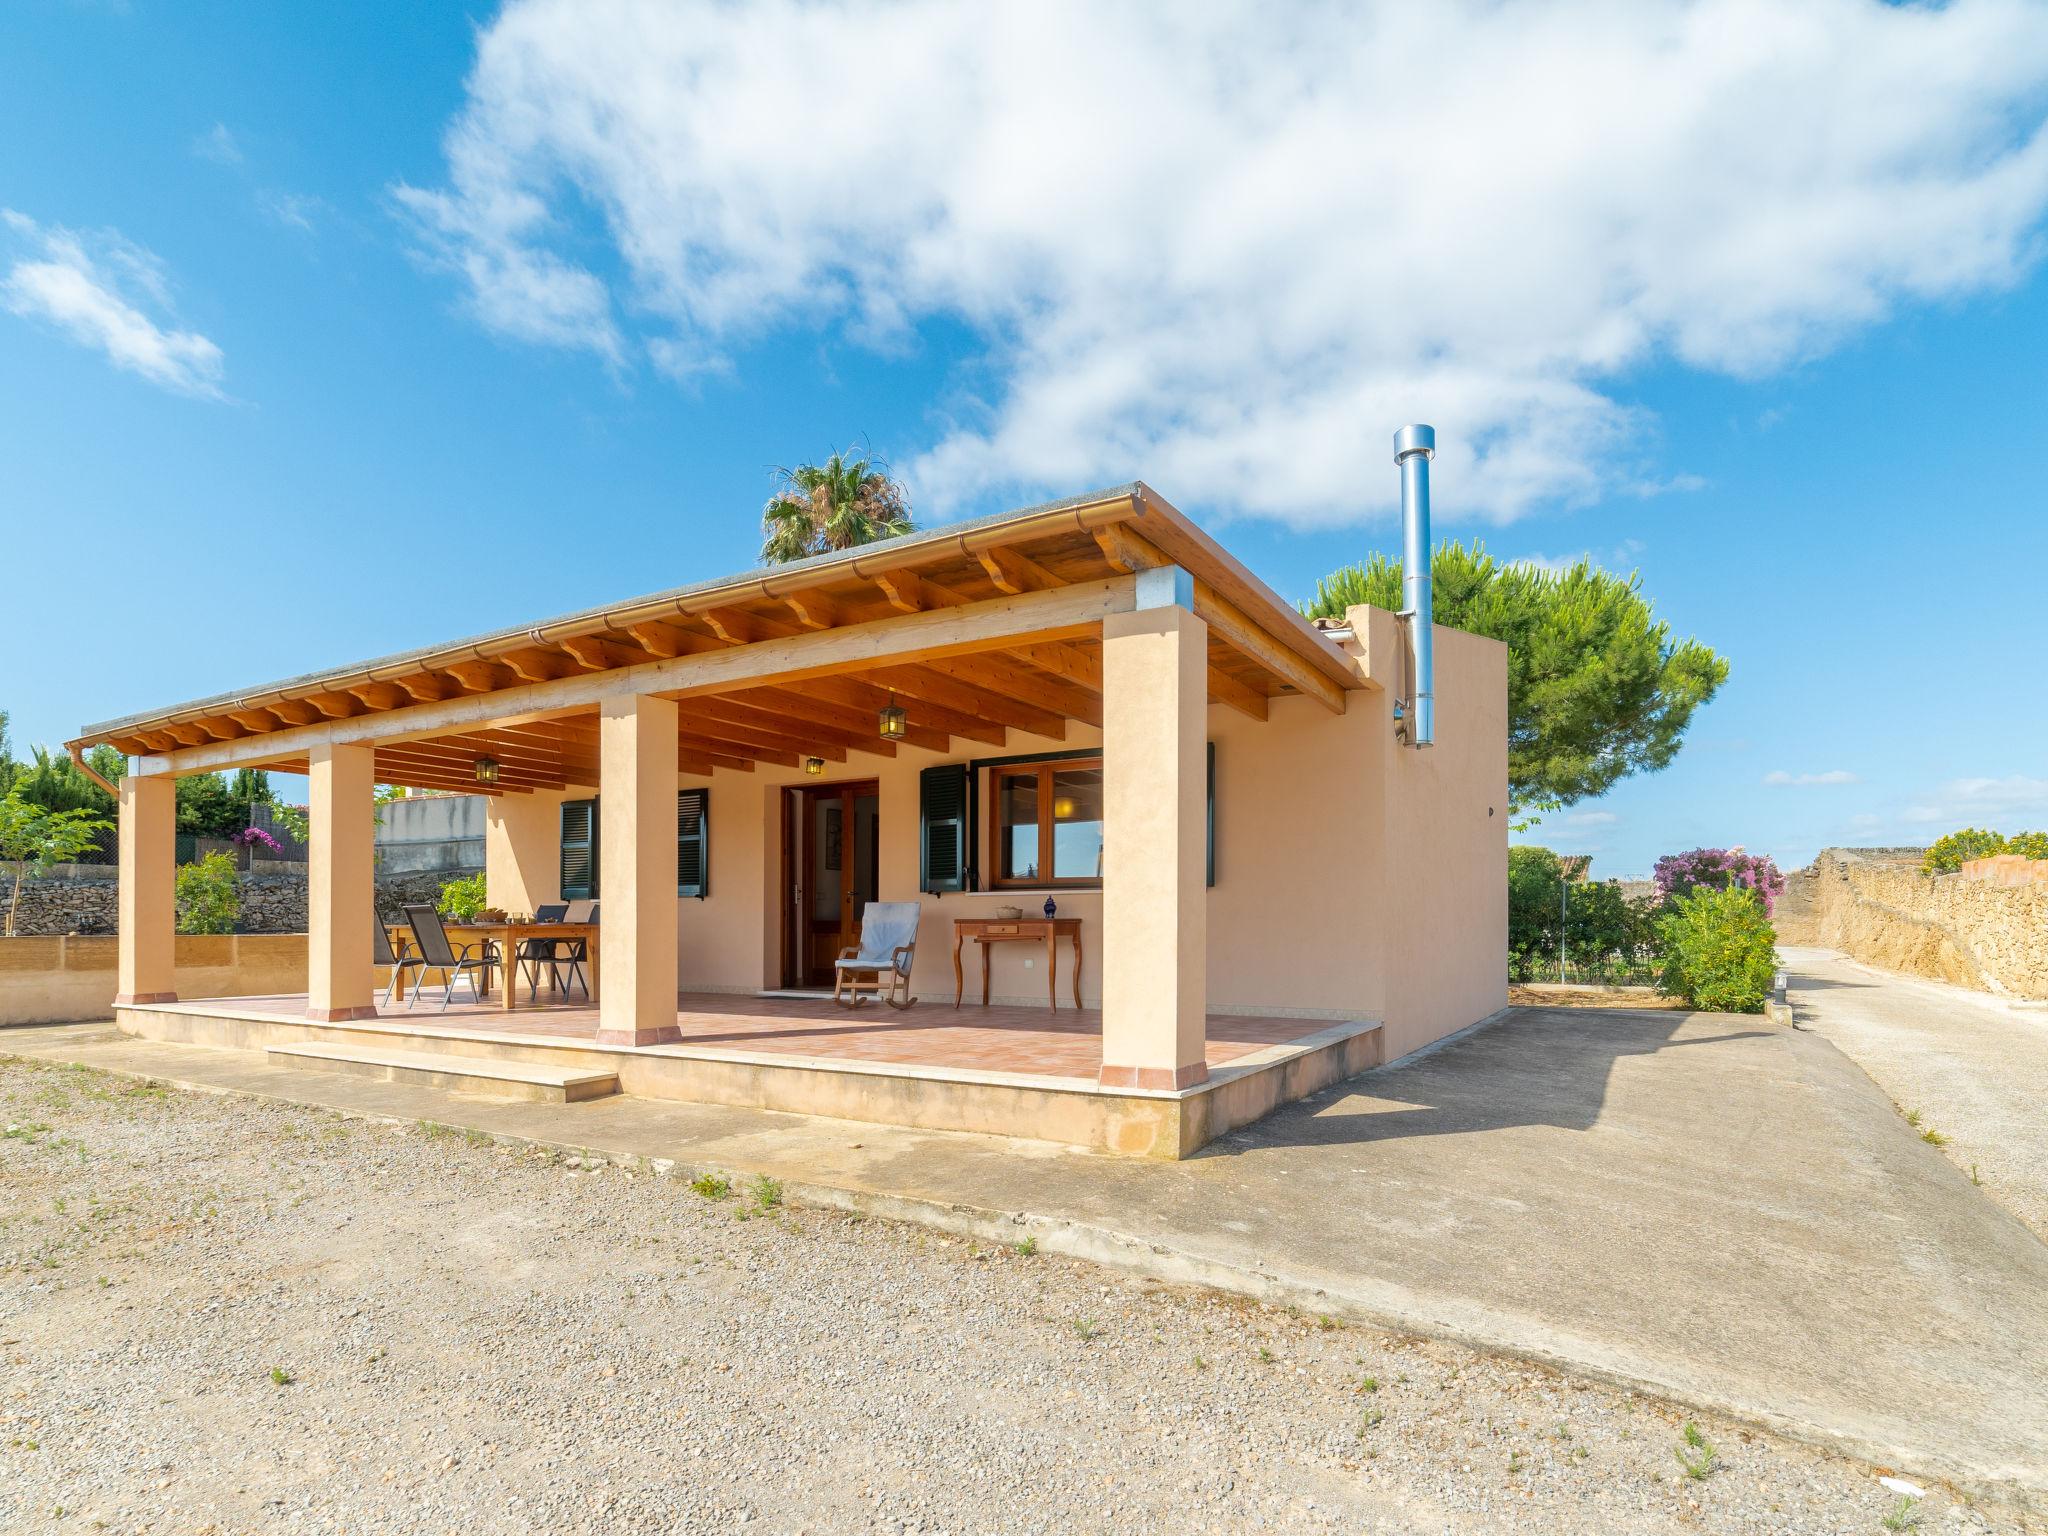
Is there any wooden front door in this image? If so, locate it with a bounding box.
[783,781,881,989]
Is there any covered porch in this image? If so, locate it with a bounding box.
[77,484,1410,1156]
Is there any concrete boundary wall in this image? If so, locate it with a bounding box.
[0,933,307,1027]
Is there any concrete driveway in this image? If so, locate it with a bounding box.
[1782,944,2048,1239]
[11,1004,2048,1501]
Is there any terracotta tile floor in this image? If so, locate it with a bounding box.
[181,990,1335,1081]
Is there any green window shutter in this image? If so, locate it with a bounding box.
[561,798,598,900]
[676,787,710,898]
[920,763,971,892]
[1206,741,1216,888]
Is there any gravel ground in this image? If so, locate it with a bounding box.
[0,1058,2031,1535]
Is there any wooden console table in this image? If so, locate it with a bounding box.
[951,917,1084,1010]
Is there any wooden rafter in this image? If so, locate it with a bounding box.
[559,635,647,672]
[443,659,519,693]
[781,591,841,631]
[502,648,579,683]
[772,675,1004,747]
[867,663,1065,741]
[977,543,1059,595]
[396,673,465,704]
[346,681,410,711]
[920,654,1102,729]
[306,692,364,720]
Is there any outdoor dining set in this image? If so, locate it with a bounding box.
[373,902,600,1012]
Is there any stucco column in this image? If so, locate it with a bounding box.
[596,694,681,1047]
[1099,570,1209,1089]
[115,774,177,1005]
[306,743,378,1022]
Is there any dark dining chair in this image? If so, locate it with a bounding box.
[402,904,499,1011]
[545,901,596,1002]
[515,902,572,1001]
[373,917,424,1008]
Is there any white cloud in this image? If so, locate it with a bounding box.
[1764,769,1859,786]
[397,0,2048,526]
[193,122,242,165]
[263,192,323,233]
[1902,775,2048,826]
[1561,809,1620,828]
[1,211,225,397]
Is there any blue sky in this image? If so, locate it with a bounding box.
[4,0,2046,876]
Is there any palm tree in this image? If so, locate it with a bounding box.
[760,450,914,564]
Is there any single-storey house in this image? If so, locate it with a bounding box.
[69,449,1505,1157]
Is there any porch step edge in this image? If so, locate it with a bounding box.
[265,1042,619,1103]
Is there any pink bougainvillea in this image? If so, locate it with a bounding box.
[230,825,282,853]
[1653,846,1785,917]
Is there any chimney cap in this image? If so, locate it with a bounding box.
[1394,423,1435,462]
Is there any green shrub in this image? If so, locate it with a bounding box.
[1922,828,2009,874]
[1658,885,1775,1012]
[174,851,240,934]
[436,873,488,923]
[2006,830,2048,862]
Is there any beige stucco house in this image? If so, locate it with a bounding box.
[68,477,1506,1156]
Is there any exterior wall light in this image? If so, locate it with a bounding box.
[878,695,908,741]
[804,756,826,776]
[473,757,500,785]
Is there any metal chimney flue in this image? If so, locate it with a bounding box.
[1394,423,1436,748]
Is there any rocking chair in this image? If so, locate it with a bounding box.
[833,901,920,1010]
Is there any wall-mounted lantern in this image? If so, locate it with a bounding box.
[804,756,826,776]
[473,757,500,786]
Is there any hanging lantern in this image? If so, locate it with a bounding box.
[473,757,500,785]
[804,756,826,776]
[878,693,908,741]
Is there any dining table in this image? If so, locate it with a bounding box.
[387,919,600,1011]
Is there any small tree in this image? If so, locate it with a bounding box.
[2008,831,2048,862]
[1653,847,1785,917]
[0,790,115,936]
[1303,542,1727,818]
[174,851,240,934]
[1659,885,1777,1013]
[1922,828,2010,875]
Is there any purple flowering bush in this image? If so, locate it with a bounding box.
[1653,847,1785,917]
[231,826,283,853]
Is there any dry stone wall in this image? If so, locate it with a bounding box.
[3,865,469,938]
[1779,848,2048,999]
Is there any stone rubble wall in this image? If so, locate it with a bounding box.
[1778,848,2048,1000]
[3,864,472,938]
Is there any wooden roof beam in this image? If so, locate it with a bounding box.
[558,634,650,672]
[1192,584,1345,713]
[688,695,896,757]
[443,659,520,693]
[306,692,364,720]
[228,708,282,733]
[1206,667,1270,721]
[502,648,580,684]
[697,606,768,645]
[679,732,792,770]
[921,654,1102,729]
[396,673,465,704]
[977,544,1060,595]
[346,681,411,712]
[623,620,719,659]
[781,591,841,631]
[772,675,1004,748]
[868,663,1065,741]
[743,685,951,754]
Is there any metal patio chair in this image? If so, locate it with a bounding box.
[833,901,920,1010]
[402,904,500,1011]
[514,902,575,1002]
[373,916,424,1007]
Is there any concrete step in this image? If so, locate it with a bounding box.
[265,1042,619,1103]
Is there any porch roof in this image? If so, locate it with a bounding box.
[73,482,1367,791]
